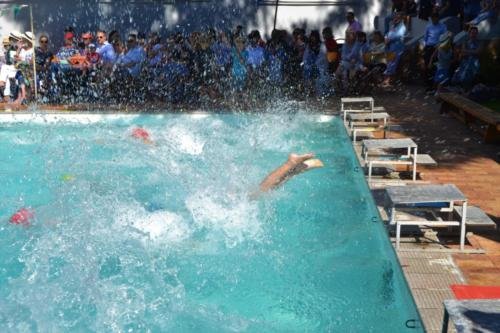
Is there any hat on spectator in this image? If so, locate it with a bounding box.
[64,32,74,40]
[22,31,34,42]
[9,31,23,41]
[82,32,92,39]
[89,43,96,48]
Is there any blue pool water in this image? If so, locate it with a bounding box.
[0,111,423,332]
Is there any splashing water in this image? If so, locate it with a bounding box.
[0,108,421,332]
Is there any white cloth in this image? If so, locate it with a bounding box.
[0,64,18,96]
[18,48,34,62]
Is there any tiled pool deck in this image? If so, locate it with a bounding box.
[1,85,498,332]
[363,86,499,333]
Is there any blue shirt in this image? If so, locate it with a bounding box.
[211,42,232,67]
[148,44,163,67]
[245,45,265,68]
[353,41,369,63]
[341,42,357,63]
[120,46,146,77]
[231,47,248,80]
[386,22,407,53]
[97,41,116,64]
[424,22,447,47]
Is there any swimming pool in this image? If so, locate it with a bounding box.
[0,111,423,332]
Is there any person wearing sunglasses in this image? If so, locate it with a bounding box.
[35,35,53,94]
[115,34,146,78]
[96,30,116,67]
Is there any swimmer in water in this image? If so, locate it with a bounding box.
[131,127,153,144]
[258,153,324,193]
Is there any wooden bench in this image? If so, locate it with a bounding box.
[438,92,500,143]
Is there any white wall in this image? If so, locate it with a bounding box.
[0,0,392,47]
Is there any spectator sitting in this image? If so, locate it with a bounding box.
[211,31,232,90]
[322,27,339,73]
[0,32,23,100]
[354,31,370,69]
[86,44,101,68]
[80,32,93,55]
[245,30,266,92]
[266,29,287,88]
[17,32,34,63]
[35,34,53,73]
[382,12,407,86]
[367,31,388,68]
[246,30,265,70]
[0,36,10,66]
[6,69,27,105]
[96,30,116,68]
[115,34,146,78]
[422,12,447,86]
[230,36,248,93]
[336,31,358,90]
[289,28,306,94]
[54,32,79,70]
[345,11,363,35]
[212,31,232,70]
[146,32,163,68]
[451,26,481,88]
[429,31,454,91]
[6,31,22,66]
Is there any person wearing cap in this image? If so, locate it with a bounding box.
[422,12,447,86]
[0,31,22,100]
[55,32,78,67]
[6,31,23,65]
[17,32,34,63]
[0,36,9,65]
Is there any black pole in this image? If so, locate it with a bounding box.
[273,0,279,30]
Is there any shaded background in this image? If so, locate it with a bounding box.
[0,0,391,45]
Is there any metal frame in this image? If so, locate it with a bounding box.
[386,185,468,251]
[362,138,418,184]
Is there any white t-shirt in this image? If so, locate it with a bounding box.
[18,48,34,62]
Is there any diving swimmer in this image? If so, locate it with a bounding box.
[259,153,324,192]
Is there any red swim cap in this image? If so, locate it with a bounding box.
[9,208,34,226]
[131,127,150,141]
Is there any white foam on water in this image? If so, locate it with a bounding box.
[185,191,261,247]
[318,115,334,122]
[162,125,205,156]
[113,203,191,245]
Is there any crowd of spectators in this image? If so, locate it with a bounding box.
[0,10,417,106]
[0,0,497,106]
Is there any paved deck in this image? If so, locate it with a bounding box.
[368,85,500,332]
